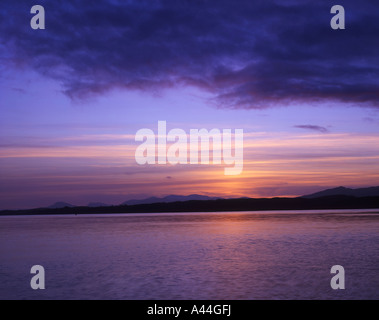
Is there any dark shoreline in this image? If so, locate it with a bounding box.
[1,195,379,216]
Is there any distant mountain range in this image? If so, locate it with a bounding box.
[303,186,379,199]
[122,194,220,206]
[45,187,379,210]
[3,186,379,215]
[48,202,76,209]
[48,202,111,209]
[4,193,379,216]
[47,194,220,209]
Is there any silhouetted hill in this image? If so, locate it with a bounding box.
[122,194,220,206]
[2,195,379,216]
[48,202,76,209]
[303,186,379,199]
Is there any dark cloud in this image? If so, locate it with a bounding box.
[294,125,329,133]
[1,0,379,108]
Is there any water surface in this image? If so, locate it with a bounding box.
[1,210,379,300]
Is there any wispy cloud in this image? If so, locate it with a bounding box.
[2,131,379,209]
[293,125,329,133]
[1,1,379,108]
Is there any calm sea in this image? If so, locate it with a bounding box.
[1,210,379,300]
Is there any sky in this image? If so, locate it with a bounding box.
[1,0,379,210]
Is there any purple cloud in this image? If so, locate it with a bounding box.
[1,0,379,108]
